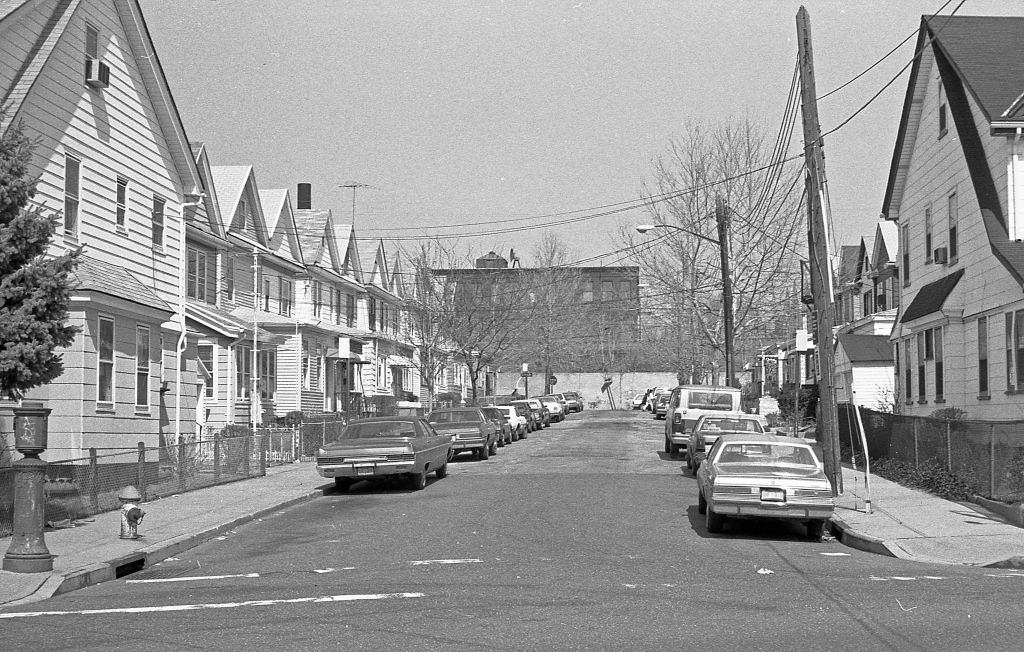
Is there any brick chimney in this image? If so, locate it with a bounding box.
[297,183,312,210]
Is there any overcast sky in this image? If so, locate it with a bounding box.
[139,0,1023,266]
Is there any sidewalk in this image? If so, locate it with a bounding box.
[0,462,330,607]
[831,465,1024,567]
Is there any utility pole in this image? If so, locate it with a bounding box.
[796,6,842,493]
[715,195,736,388]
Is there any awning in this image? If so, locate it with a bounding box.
[188,303,287,345]
[900,269,964,323]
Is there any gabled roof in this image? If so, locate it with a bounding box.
[873,221,898,266]
[259,189,303,266]
[334,224,362,282]
[836,245,861,286]
[363,239,392,291]
[294,208,334,271]
[211,165,270,247]
[187,142,225,239]
[900,269,964,323]
[0,0,202,197]
[836,334,893,364]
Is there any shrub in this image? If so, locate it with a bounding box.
[870,457,976,501]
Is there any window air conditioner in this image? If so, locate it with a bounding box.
[85,58,110,88]
[933,246,948,264]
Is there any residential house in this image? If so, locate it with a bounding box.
[883,15,1024,419]
[0,0,204,453]
[361,239,417,409]
[292,184,370,415]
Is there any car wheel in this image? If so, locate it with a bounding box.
[705,506,724,533]
[520,430,527,440]
[697,488,707,514]
[334,477,352,492]
[435,463,448,479]
[685,454,693,471]
[409,470,427,491]
[479,444,489,460]
[806,519,826,540]
[664,438,671,454]
[669,443,680,459]
[512,428,519,442]
[489,439,499,455]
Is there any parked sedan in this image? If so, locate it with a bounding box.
[482,406,513,446]
[315,416,453,491]
[537,396,565,422]
[653,390,671,419]
[696,433,835,539]
[686,414,766,472]
[427,407,499,460]
[496,405,527,441]
[511,399,547,429]
[563,391,583,413]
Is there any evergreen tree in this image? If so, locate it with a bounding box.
[0,117,79,400]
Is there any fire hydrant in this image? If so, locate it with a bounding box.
[118,485,145,540]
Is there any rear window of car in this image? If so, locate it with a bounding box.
[698,418,764,433]
[338,421,418,440]
[687,391,737,411]
[427,410,481,424]
[715,443,817,467]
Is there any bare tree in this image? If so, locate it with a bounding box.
[622,119,805,383]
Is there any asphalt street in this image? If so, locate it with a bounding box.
[4,410,1024,650]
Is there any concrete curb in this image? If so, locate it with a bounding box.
[828,514,897,559]
[11,484,330,606]
[972,495,1024,529]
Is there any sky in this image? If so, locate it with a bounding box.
[139,0,1024,267]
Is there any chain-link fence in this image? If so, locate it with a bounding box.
[0,426,301,538]
[839,404,1024,502]
[298,416,349,461]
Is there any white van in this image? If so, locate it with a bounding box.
[663,385,742,459]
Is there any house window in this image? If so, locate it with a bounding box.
[135,325,150,407]
[948,192,958,261]
[862,292,872,317]
[263,277,271,312]
[115,177,128,230]
[934,327,944,402]
[1007,312,1016,391]
[368,298,377,330]
[917,331,926,403]
[938,81,947,138]
[64,154,80,237]
[197,344,214,399]
[346,293,356,327]
[151,196,165,248]
[85,24,99,62]
[187,247,207,302]
[1016,310,1024,392]
[901,224,910,287]
[235,345,251,398]
[924,329,934,360]
[978,317,989,397]
[258,349,276,401]
[301,342,310,390]
[904,338,913,403]
[224,253,234,302]
[333,288,342,324]
[312,281,323,318]
[279,278,292,316]
[98,316,114,405]
[314,345,323,392]
[924,205,932,262]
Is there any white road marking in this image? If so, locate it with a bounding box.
[869,575,945,581]
[312,567,354,574]
[820,552,850,557]
[0,592,424,619]
[985,572,1024,578]
[126,573,259,584]
[410,559,482,566]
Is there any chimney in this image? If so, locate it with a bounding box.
[297,183,312,210]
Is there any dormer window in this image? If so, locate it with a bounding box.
[84,24,110,89]
[938,80,947,139]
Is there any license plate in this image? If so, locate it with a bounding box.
[760,488,785,502]
[355,465,374,476]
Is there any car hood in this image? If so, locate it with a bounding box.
[715,465,825,480]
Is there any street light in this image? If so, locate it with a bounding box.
[635,196,736,388]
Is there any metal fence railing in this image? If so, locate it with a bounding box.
[0,425,302,538]
[839,405,1024,503]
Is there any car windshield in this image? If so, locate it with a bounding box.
[698,418,764,433]
[427,410,481,424]
[687,391,735,411]
[715,442,817,467]
[336,421,417,440]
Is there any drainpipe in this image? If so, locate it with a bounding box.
[1012,128,1022,241]
[176,194,205,445]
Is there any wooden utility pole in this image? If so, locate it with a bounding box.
[796,6,842,493]
[715,195,736,388]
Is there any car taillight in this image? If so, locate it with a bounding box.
[673,414,681,424]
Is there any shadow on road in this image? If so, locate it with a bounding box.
[684,504,818,541]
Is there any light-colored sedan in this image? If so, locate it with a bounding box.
[316,417,453,492]
[537,396,565,422]
[496,405,527,440]
[686,414,766,472]
[696,433,835,539]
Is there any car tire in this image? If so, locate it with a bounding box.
[334,477,352,492]
[664,438,671,454]
[409,470,427,491]
[698,488,707,514]
[686,454,693,471]
[669,443,680,459]
[489,439,499,455]
[806,519,826,540]
[478,445,489,460]
[520,430,527,440]
[706,506,724,533]
[435,463,448,479]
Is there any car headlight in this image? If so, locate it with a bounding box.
[317,448,327,457]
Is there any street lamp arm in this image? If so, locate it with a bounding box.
[635,223,721,246]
